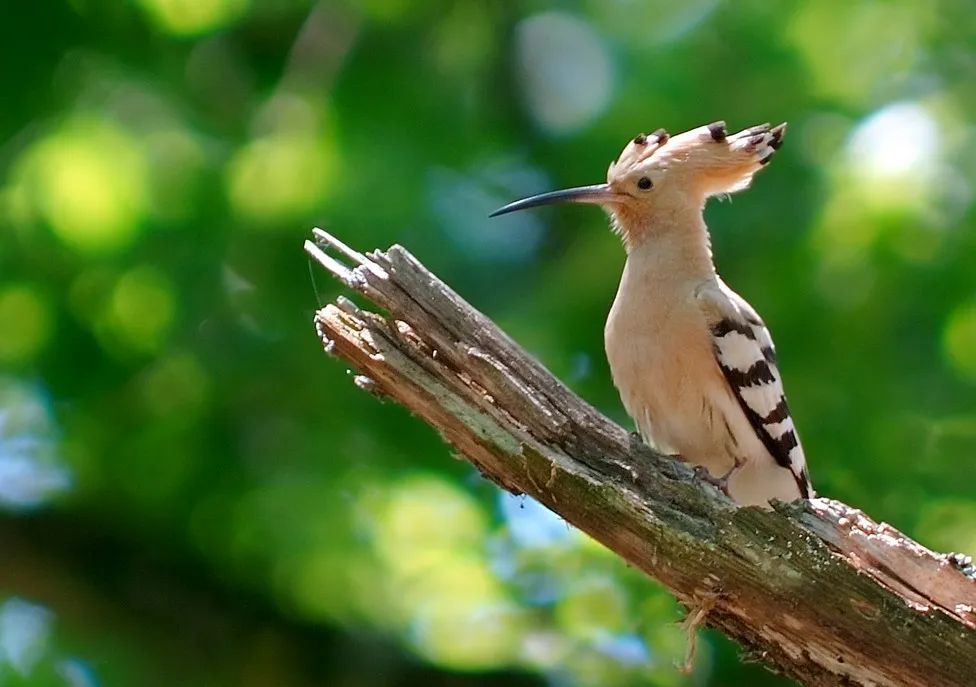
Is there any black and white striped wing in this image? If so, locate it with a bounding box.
[701,283,813,498]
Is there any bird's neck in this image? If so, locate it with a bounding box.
[616,205,716,283]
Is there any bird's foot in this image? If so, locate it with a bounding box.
[692,458,743,499]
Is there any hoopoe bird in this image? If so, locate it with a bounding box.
[491,122,813,506]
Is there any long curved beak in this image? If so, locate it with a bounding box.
[489,183,619,217]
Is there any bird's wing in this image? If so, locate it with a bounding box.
[696,279,813,498]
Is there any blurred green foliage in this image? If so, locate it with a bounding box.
[1,1,975,685]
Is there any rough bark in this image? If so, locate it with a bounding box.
[305,228,976,687]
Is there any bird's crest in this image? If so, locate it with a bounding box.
[608,128,670,179]
[607,121,786,197]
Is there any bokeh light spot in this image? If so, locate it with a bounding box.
[281,549,378,623]
[145,128,208,222]
[426,163,547,263]
[846,102,939,192]
[370,474,488,563]
[17,117,148,254]
[226,132,337,225]
[515,12,615,134]
[0,379,69,511]
[139,352,212,423]
[499,492,572,548]
[0,286,53,365]
[430,1,495,79]
[787,3,928,104]
[408,561,524,669]
[0,598,52,676]
[809,101,954,303]
[355,475,528,668]
[135,0,249,36]
[106,266,176,354]
[0,182,33,230]
[58,658,99,687]
[556,579,627,638]
[585,0,718,45]
[593,632,651,666]
[943,303,976,383]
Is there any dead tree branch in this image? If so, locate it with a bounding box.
[304,228,976,686]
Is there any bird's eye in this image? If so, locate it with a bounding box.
[637,177,653,190]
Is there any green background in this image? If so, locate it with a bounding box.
[1,1,975,685]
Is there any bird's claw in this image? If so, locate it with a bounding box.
[693,459,743,499]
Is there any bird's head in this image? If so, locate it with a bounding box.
[491,121,786,248]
